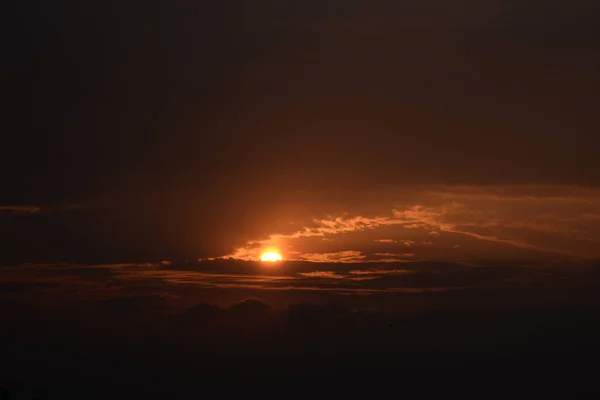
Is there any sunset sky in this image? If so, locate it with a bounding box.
[4,0,600,305]
[5,0,600,265]
[3,2,600,395]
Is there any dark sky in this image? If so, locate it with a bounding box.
[4,0,600,264]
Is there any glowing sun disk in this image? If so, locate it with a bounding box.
[260,251,283,262]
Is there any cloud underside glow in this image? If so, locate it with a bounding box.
[222,185,600,262]
[3,261,599,303]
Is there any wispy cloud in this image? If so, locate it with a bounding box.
[0,203,82,214]
[221,185,600,262]
[0,205,44,213]
[297,271,345,279]
[427,185,600,203]
[300,250,366,263]
[375,239,397,244]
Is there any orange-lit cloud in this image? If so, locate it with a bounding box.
[300,250,366,263]
[220,185,600,263]
[298,271,345,279]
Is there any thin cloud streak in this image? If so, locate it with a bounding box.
[4,260,600,309]
[0,205,44,213]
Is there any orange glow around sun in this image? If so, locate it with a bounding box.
[260,250,283,262]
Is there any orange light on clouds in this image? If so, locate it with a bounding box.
[260,250,283,262]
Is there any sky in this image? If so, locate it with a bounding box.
[3,2,600,395]
[4,0,600,265]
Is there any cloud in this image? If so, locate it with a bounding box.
[348,268,414,276]
[227,297,272,317]
[427,185,600,203]
[4,277,600,397]
[91,294,178,315]
[183,302,223,326]
[1,186,573,267]
[374,253,401,257]
[0,203,83,214]
[298,271,345,279]
[3,259,600,330]
[221,184,600,262]
[10,185,595,266]
[300,250,366,263]
[373,253,415,260]
[0,205,44,213]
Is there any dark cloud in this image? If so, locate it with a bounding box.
[3,262,600,396]
[184,302,223,323]
[91,294,178,314]
[227,297,272,317]
[3,260,600,313]
[2,284,600,397]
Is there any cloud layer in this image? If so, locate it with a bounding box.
[2,257,600,397]
[223,185,600,263]
[3,257,600,312]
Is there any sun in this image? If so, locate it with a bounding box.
[260,250,283,262]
